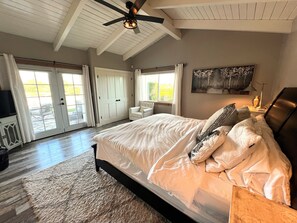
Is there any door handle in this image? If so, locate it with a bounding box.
[116,99,120,102]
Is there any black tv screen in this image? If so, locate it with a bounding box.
[0,90,16,118]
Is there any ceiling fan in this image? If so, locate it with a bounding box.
[94,0,164,34]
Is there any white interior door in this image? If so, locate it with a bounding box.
[95,68,132,125]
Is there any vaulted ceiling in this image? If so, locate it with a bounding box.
[0,0,297,61]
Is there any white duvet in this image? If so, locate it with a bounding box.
[93,114,291,208]
[93,114,205,174]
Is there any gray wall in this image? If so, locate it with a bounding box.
[132,30,284,119]
[0,32,88,65]
[272,24,297,97]
[87,48,132,72]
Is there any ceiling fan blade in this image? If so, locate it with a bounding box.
[133,27,140,34]
[135,15,164,24]
[133,0,146,11]
[103,17,125,26]
[131,0,146,15]
[94,0,127,16]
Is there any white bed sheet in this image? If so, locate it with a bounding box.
[97,141,233,223]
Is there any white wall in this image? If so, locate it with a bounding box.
[272,20,297,97]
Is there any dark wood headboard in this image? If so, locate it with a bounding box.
[264,87,297,208]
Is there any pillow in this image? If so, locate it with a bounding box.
[223,139,271,194]
[190,126,229,164]
[237,106,251,122]
[254,114,273,137]
[206,118,262,172]
[140,106,148,113]
[197,103,238,142]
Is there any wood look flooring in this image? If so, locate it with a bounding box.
[0,120,128,223]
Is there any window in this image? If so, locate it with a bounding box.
[143,72,175,102]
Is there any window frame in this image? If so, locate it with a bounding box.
[142,70,175,103]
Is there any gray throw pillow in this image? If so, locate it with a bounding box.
[237,106,251,122]
[197,103,237,142]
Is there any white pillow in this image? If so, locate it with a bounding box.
[139,106,148,112]
[216,116,291,206]
[223,139,271,194]
[190,126,228,164]
[254,114,274,137]
[207,118,262,172]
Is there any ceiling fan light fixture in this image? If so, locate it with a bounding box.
[123,19,137,29]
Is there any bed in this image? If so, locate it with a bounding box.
[93,87,297,223]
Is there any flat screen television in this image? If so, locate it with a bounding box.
[0,90,16,118]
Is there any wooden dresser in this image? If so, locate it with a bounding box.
[229,186,297,223]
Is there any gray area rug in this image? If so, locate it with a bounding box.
[22,150,168,222]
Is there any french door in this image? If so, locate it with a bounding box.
[19,67,87,139]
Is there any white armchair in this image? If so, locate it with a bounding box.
[129,101,154,121]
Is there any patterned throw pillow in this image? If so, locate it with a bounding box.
[190,126,227,164]
[197,103,238,142]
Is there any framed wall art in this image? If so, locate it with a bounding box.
[191,65,255,94]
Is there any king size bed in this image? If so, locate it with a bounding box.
[92,87,297,223]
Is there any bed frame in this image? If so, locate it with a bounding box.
[93,87,297,222]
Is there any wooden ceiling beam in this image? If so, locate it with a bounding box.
[53,0,87,51]
[140,4,182,40]
[174,19,293,33]
[96,26,127,55]
[149,0,297,9]
[292,18,297,32]
[123,30,166,61]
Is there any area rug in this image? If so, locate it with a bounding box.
[22,150,168,223]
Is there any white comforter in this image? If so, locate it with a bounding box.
[93,114,205,174]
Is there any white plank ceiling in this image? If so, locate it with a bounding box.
[0,0,297,61]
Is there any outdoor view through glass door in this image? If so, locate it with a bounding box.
[59,73,87,131]
[19,68,87,139]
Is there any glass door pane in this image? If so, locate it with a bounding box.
[61,73,87,129]
[20,70,61,136]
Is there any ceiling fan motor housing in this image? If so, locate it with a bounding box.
[126,1,133,10]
